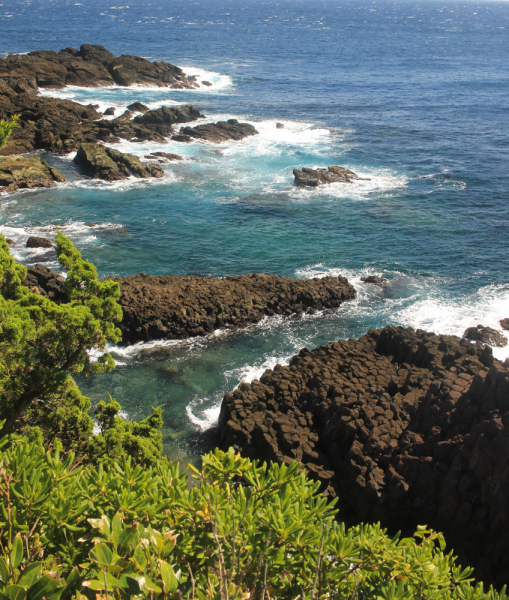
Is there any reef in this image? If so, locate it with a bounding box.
[173,119,258,143]
[218,325,509,585]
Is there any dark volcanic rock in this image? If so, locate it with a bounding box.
[22,263,66,302]
[5,238,15,246]
[132,105,202,138]
[218,325,509,584]
[361,275,387,285]
[103,107,115,116]
[127,102,150,113]
[0,45,201,155]
[0,155,65,191]
[276,122,284,129]
[115,272,356,344]
[501,318,509,331]
[74,143,164,181]
[463,324,508,347]
[201,81,212,87]
[293,166,369,187]
[144,152,183,162]
[26,236,54,249]
[174,119,258,143]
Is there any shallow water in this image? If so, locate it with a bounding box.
[1,0,508,462]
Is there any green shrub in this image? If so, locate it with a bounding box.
[0,115,20,150]
[0,437,505,600]
[0,233,163,465]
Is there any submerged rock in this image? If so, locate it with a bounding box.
[293,166,369,187]
[463,324,508,347]
[144,152,183,162]
[0,155,65,192]
[218,325,509,585]
[26,236,54,249]
[115,272,356,344]
[74,143,164,181]
[173,119,258,143]
[360,275,387,285]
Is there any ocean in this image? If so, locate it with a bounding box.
[1,0,508,463]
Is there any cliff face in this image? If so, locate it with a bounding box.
[218,326,509,585]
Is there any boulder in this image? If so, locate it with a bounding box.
[218,325,509,585]
[22,263,66,302]
[126,102,150,113]
[201,81,212,87]
[463,324,508,347]
[0,155,65,192]
[500,318,509,331]
[114,272,356,344]
[26,236,54,249]
[293,166,370,187]
[103,107,116,116]
[276,122,284,129]
[361,275,387,285]
[74,143,164,181]
[173,119,258,143]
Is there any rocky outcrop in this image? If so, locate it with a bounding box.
[115,272,356,344]
[26,236,54,249]
[0,155,65,192]
[293,166,369,187]
[501,319,509,331]
[0,44,197,92]
[463,324,508,348]
[218,326,509,584]
[74,143,164,181]
[0,44,204,155]
[22,263,66,302]
[103,107,115,116]
[173,119,258,143]
[127,102,149,113]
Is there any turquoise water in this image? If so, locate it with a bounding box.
[1,0,508,462]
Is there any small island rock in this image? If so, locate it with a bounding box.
[293,166,370,187]
[463,324,508,347]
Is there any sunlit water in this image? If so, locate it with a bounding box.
[1,0,508,463]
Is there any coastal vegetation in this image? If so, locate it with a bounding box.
[0,236,507,599]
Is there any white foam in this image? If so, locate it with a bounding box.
[176,66,233,92]
[296,263,509,361]
[186,399,222,431]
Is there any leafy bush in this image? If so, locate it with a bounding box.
[0,436,505,600]
[0,233,163,465]
[0,115,20,149]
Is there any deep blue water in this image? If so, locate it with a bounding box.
[1,0,508,462]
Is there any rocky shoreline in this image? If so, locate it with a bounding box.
[115,272,356,344]
[218,325,509,585]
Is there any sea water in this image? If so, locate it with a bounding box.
[1,0,508,463]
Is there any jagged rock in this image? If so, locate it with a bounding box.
[144,152,183,162]
[26,236,54,249]
[0,45,201,154]
[463,324,508,347]
[132,105,203,138]
[276,122,284,129]
[361,275,387,284]
[126,102,150,113]
[74,143,164,181]
[218,325,509,585]
[22,263,66,302]
[293,166,370,187]
[173,119,258,143]
[0,155,65,192]
[500,318,509,331]
[114,272,356,344]
[103,107,115,116]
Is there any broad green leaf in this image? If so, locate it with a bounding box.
[0,559,8,584]
[160,562,178,593]
[90,543,113,567]
[18,564,42,589]
[26,576,60,600]
[11,536,22,570]
[5,585,26,600]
